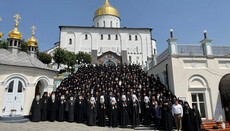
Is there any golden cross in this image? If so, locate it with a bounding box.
[31,26,36,35]
[13,14,21,25]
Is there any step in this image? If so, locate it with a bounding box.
[0,116,29,123]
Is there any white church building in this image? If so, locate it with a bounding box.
[47,0,157,66]
[0,15,57,117]
[148,30,230,122]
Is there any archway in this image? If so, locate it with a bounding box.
[35,79,49,97]
[103,59,116,66]
[219,74,230,121]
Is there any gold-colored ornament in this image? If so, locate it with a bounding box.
[8,14,22,39]
[94,0,119,18]
[27,26,38,47]
[0,17,3,40]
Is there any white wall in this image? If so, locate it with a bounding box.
[149,55,230,120]
[0,64,55,116]
[93,15,120,28]
[60,27,156,65]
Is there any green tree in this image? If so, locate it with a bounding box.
[20,39,28,52]
[0,39,8,49]
[37,52,52,64]
[53,48,66,69]
[76,51,92,64]
[64,51,77,72]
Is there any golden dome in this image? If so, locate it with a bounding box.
[8,25,23,39]
[0,32,3,39]
[94,0,119,18]
[27,26,38,47]
[8,14,23,39]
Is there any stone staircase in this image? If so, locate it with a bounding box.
[0,116,29,123]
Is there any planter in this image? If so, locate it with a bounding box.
[10,109,16,117]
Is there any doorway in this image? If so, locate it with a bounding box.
[3,79,25,116]
[219,74,230,121]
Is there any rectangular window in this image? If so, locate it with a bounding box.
[101,34,103,40]
[129,35,132,40]
[135,35,138,41]
[108,34,111,40]
[191,93,206,118]
[129,56,132,64]
[115,35,118,40]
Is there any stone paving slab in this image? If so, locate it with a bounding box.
[0,122,134,131]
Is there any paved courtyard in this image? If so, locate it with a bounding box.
[0,122,135,131]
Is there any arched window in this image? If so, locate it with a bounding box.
[14,40,17,46]
[8,81,14,93]
[10,40,13,46]
[97,22,99,27]
[108,34,111,40]
[129,35,132,40]
[110,21,112,27]
[103,21,105,27]
[101,34,103,40]
[135,35,138,41]
[69,38,72,44]
[85,34,88,40]
[18,81,23,93]
[115,35,118,40]
[32,47,34,51]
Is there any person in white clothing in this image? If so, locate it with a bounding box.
[172,100,183,130]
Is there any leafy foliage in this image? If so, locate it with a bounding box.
[64,51,76,72]
[76,51,92,64]
[0,39,8,49]
[53,48,66,69]
[37,52,52,64]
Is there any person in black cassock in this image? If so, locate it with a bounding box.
[66,95,75,122]
[48,92,58,122]
[88,97,97,126]
[109,97,118,127]
[31,93,41,122]
[75,95,85,123]
[41,92,48,121]
[130,94,139,127]
[191,104,202,131]
[162,101,173,131]
[97,95,106,127]
[58,94,66,122]
[182,101,193,131]
[142,96,151,126]
[120,95,129,127]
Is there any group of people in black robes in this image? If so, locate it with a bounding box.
[30,64,202,130]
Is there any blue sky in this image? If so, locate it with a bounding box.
[0,0,230,53]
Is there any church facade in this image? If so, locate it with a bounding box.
[148,30,230,121]
[54,0,157,66]
[0,15,57,117]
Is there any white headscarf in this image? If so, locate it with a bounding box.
[132,94,137,102]
[90,97,96,104]
[110,97,117,105]
[122,95,126,101]
[100,95,104,104]
[144,96,149,103]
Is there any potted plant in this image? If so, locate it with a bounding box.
[10,109,16,117]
